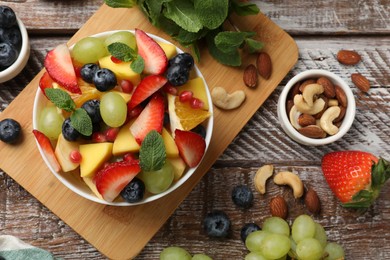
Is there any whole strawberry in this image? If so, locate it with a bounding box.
[321,151,390,208]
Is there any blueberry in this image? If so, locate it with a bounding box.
[0,6,17,28]
[240,223,261,242]
[0,42,18,69]
[231,185,254,209]
[92,68,117,91]
[0,26,22,48]
[120,177,145,203]
[203,210,231,238]
[169,53,194,70]
[81,99,101,124]
[191,124,206,139]
[0,118,21,143]
[80,63,100,83]
[166,65,190,86]
[62,118,80,141]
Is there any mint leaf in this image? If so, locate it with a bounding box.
[139,130,166,171]
[104,0,137,8]
[231,0,260,16]
[163,0,203,33]
[142,0,172,25]
[206,31,241,66]
[215,31,256,53]
[108,42,137,62]
[45,88,76,112]
[174,28,209,46]
[131,55,145,74]
[194,0,228,29]
[70,108,93,137]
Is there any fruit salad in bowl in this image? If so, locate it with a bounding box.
[32,29,213,206]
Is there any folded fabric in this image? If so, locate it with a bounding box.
[0,235,58,260]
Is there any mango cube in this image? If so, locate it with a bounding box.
[112,121,140,156]
[79,142,113,177]
[82,177,103,200]
[99,55,141,86]
[162,127,179,158]
[168,157,187,181]
[177,77,209,110]
[158,41,177,59]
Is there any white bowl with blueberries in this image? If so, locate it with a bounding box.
[0,6,30,83]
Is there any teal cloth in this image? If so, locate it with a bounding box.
[0,235,58,260]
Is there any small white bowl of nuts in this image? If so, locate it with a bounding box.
[277,69,356,146]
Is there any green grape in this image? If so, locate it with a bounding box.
[192,253,213,260]
[262,216,290,237]
[296,238,323,260]
[72,37,108,64]
[324,242,345,260]
[139,161,174,194]
[288,236,298,259]
[244,252,270,260]
[160,246,191,260]
[245,230,270,252]
[260,233,290,260]
[314,222,327,248]
[105,31,137,50]
[100,92,127,127]
[39,106,64,139]
[291,214,316,243]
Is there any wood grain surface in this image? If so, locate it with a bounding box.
[1,0,390,259]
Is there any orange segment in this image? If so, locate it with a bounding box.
[54,79,103,107]
[174,98,210,131]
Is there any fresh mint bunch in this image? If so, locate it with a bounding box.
[107,42,145,73]
[45,88,93,136]
[104,0,263,66]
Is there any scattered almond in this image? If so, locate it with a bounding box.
[298,125,326,138]
[317,77,335,98]
[337,50,361,65]
[304,188,321,214]
[256,52,272,79]
[269,196,288,219]
[243,64,258,88]
[351,73,370,93]
[298,114,316,127]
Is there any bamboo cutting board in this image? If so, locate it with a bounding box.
[0,4,297,259]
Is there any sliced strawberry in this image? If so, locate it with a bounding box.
[39,71,54,99]
[94,160,141,202]
[44,43,81,94]
[174,129,206,167]
[130,93,165,144]
[135,28,168,75]
[32,129,61,172]
[128,75,167,110]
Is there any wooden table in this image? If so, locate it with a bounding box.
[1,1,389,259]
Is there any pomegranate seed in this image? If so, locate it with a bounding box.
[123,153,137,162]
[110,56,122,64]
[162,83,178,95]
[120,80,134,93]
[104,127,120,142]
[190,97,204,109]
[92,132,106,143]
[69,150,82,164]
[179,90,193,103]
[127,105,143,120]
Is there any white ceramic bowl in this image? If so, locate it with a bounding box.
[32,30,213,206]
[0,17,30,83]
[277,69,355,146]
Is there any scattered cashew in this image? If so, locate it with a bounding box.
[289,105,302,130]
[254,164,274,194]
[320,106,341,135]
[211,87,246,110]
[294,95,326,115]
[273,171,304,198]
[302,83,324,107]
[328,99,339,107]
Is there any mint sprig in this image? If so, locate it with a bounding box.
[44,88,92,136]
[139,130,166,172]
[107,42,145,73]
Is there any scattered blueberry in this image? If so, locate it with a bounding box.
[203,210,231,238]
[62,118,80,141]
[120,177,145,203]
[0,118,21,143]
[0,42,18,69]
[80,63,100,83]
[240,223,261,242]
[81,99,101,124]
[0,6,17,28]
[169,53,194,70]
[231,185,254,209]
[166,65,190,86]
[92,68,117,91]
[0,26,22,47]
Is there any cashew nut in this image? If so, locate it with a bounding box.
[211,87,245,110]
[328,99,339,107]
[320,106,341,135]
[294,95,326,115]
[273,171,304,198]
[254,164,274,194]
[302,83,324,107]
[289,105,302,130]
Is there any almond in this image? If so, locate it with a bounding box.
[299,79,316,92]
[288,82,301,100]
[334,106,346,123]
[304,188,321,214]
[256,52,272,79]
[298,114,316,127]
[337,50,361,65]
[351,73,370,93]
[269,196,288,219]
[243,64,258,88]
[317,77,335,98]
[298,125,326,139]
[334,85,348,107]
